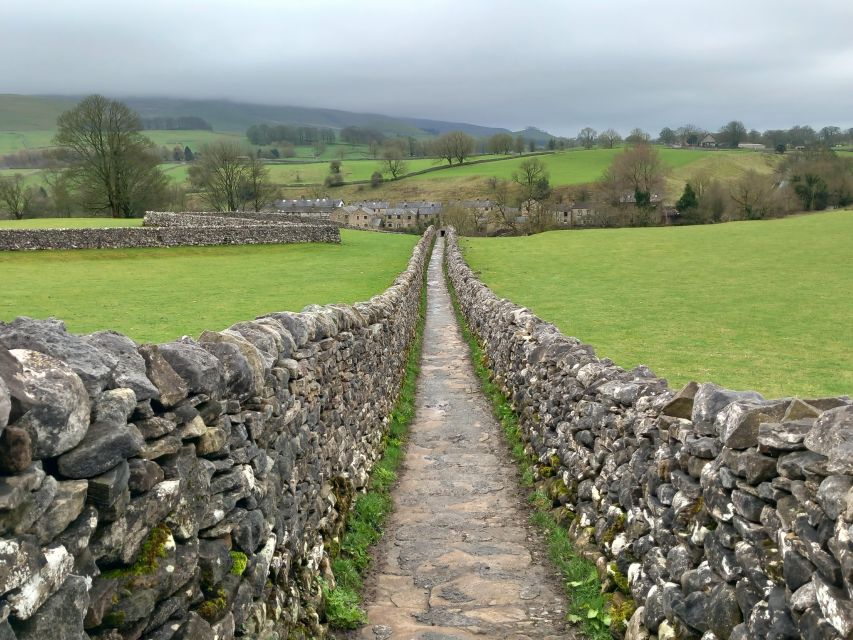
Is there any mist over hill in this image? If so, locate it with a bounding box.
[0,94,557,140]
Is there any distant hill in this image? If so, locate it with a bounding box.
[0,94,557,141]
[392,115,509,138]
[0,95,76,130]
[512,127,556,144]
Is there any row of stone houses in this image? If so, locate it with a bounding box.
[274,196,672,231]
[329,202,443,230]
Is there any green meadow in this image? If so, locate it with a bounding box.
[0,225,418,343]
[460,210,853,398]
[418,147,717,184]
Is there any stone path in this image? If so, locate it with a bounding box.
[356,237,569,640]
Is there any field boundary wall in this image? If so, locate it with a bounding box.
[445,227,853,640]
[0,228,434,638]
[0,212,339,251]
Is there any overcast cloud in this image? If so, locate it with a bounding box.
[3,0,852,135]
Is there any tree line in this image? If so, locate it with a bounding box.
[140,116,212,131]
[246,124,337,146]
[571,122,853,151]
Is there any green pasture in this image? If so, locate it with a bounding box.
[143,130,243,151]
[0,130,57,154]
[418,148,735,185]
[0,226,418,343]
[0,168,47,187]
[460,210,853,397]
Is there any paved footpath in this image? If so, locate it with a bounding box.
[356,237,569,640]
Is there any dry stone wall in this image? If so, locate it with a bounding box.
[0,212,339,251]
[0,227,433,639]
[142,212,337,228]
[445,229,853,640]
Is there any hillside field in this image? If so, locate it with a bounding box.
[0,224,418,343]
[3,131,780,204]
[459,210,853,397]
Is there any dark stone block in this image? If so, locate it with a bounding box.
[57,421,144,479]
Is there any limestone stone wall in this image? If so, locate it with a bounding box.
[142,212,337,228]
[0,227,433,639]
[0,213,339,251]
[445,229,853,640]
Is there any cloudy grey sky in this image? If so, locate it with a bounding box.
[4,0,852,135]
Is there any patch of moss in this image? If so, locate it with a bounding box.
[101,523,172,579]
[601,514,625,545]
[102,610,126,627]
[609,597,636,635]
[609,562,630,594]
[230,551,248,576]
[539,465,556,478]
[197,586,228,622]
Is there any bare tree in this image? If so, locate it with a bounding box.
[440,203,480,236]
[487,133,514,155]
[54,94,168,217]
[677,124,705,146]
[719,120,748,148]
[0,174,33,220]
[626,128,651,144]
[512,158,551,213]
[432,131,476,165]
[188,142,251,212]
[610,144,669,196]
[242,156,276,212]
[43,169,74,216]
[598,129,623,149]
[729,170,775,220]
[598,144,669,225]
[658,127,678,145]
[381,141,408,178]
[487,177,518,232]
[577,127,598,149]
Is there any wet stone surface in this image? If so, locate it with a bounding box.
[358,239,569,640]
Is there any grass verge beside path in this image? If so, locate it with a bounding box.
[444,253,628,640]
[0,227,418,343]
[323,236,434,630]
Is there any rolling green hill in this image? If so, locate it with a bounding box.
[0,94,543,141]
[0,95,76,130]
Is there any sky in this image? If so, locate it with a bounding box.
[3,0,853,136]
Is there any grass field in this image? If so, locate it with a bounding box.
[460,210,853,397]
[267,148,751,191]
[3,147,775,205]
[0,226,418,343]
[0,126,371,159]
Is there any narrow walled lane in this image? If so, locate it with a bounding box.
[358,237,570,640]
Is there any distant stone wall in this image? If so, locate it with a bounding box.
[0,213,339,251]
[144,211,337,228]
[0,228,434,639]
[445,228,853,640]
